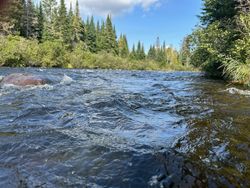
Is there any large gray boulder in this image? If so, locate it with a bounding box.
[0,73,47,86]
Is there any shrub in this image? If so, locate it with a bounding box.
[37,40,69,68]
[0,35,39,67]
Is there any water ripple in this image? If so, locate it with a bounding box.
[0,68,249,187]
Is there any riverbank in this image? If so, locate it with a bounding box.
[0,35,195,72]
[184,4,250,87]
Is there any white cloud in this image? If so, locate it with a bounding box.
[68,0,160,16]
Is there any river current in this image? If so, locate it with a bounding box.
[0,68,249,187]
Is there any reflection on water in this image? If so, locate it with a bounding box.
[0,68,249,187]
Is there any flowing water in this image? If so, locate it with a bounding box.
[0,68,249,188]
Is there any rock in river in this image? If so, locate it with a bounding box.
[0,73,47,86]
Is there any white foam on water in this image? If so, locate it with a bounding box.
[27,84,54,90]
[226,87,250,96]
[60,74,74,85]
[1,83,53,91]
[1,83,18,88]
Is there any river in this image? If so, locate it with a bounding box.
[0,68,249,187]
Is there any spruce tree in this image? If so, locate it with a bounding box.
[96,21,106,52]
[42,0,58,40]
[136,41,142,60]
[140,44,146,60]
[156,47,166,63]
[37,2,44,41]
[130,44,137,59]
[148,45,157,60]
[201,0,239,25]
[72,0,84,43]
[58,0,69,42]
[96,20,102,52]
[118,34,129,58]
[22,0,38,38]
[103,15,118,55]
[85,16,97,53]
[136,41,146,60]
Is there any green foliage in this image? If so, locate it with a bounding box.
[190,22,232,77]
[0,0,24,35]
[37,2,44,41]
[0,0,188,72]
[85,16,97,53]
[221,13,250,85]
[129,45,137,60]
[0,35,193,71]
[0,35,39,67]
[147,39,180,66]
[20,0,38,38]
[71,0,84,43]
[201,0,239,25]
[148,45,157,60]
[135,41,146,60]
[179,35,192,66]
[38,40,68,67]
[42,0,58,40]
[102,15,119,55]
[68,51,192,71]
[0,35,67,68]
[190,0,250,85]
[118,34,129,58]
[57,0,69,43]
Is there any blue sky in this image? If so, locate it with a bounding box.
[36,0,203,51]
[111,0,203,50]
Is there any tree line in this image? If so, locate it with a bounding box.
[180,0,250,86]
[0,0,184,70]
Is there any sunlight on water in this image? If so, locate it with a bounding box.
[0,68,249,187]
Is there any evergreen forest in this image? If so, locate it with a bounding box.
[0,0,188,71]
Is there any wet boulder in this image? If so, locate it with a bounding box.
[0,73,48,86]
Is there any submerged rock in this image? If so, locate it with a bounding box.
[226,87,250,96]
[0,73,48,86]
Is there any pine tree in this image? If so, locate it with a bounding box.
[21,0,38,38]
[42,0,58,40]
[156,47,166,63]
[58,0,69,42]
[140,44,146,60]
[96,21,106,52]
[103,15,118,55]
[130,44,137,59]
[113,26,119,55]
[122,35,129,57]
[136,41,142,59]
[96,20,102,52]
[201,0,239,25]
[118,34,129,58]
[135,41,145,60]
[85,16,97,53]
[19,0,27,37]
[37,2,44,41]
[148,45,157,60]
[72,0,84,43]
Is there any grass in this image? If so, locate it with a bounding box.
[222,57,250,86]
